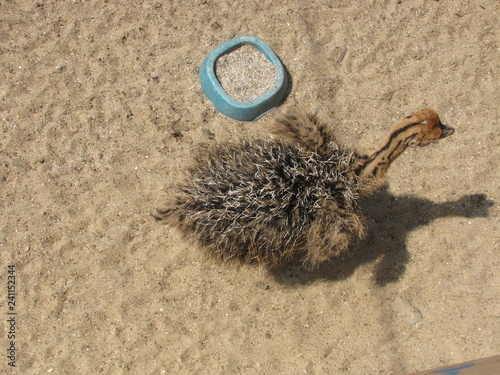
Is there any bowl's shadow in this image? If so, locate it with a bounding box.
[268,186,494,286]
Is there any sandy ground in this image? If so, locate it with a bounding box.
[1,0,499,374]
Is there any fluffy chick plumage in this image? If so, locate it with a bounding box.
[154,111,370,267]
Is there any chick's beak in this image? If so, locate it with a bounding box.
[441,124,455,138]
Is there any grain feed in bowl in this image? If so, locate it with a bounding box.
[215,44,277,102]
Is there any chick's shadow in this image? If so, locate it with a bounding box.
[269,186,494,286]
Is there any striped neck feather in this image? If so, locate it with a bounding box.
[360,122,422,180]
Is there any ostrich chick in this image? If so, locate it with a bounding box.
[153,109,454,267]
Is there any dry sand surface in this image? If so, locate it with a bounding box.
[1,0,499,374]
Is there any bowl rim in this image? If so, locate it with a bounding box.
[199,36,288,121]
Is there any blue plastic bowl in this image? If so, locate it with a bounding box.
[199,36,288,122]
